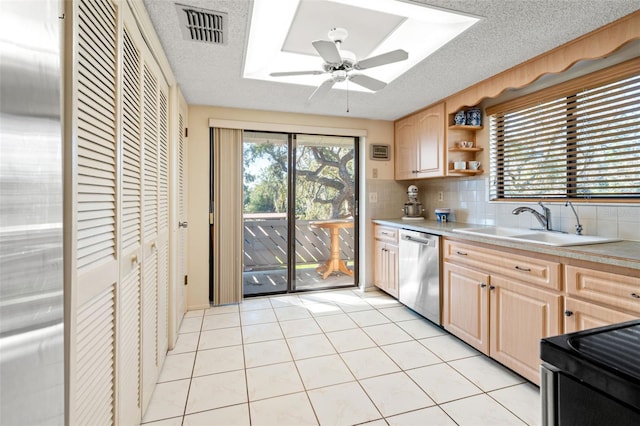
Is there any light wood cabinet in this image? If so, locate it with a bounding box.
[563,264,640,333]
[373,225,399,297]
[443,238,562,385]
[444,239,561,290]
[564,297,636,333]
[442,262,489,353]
[394,103,446,180]
[565,265,640,315]
[489,276,562,383]
[394,115,417,180]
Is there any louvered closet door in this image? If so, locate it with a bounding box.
[176,93,188,324]
[118,13,143,425]
[157,86,170,365]
[71,0,118,424]
[140,54,169,410]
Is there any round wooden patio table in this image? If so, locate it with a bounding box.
[310,219,354,280]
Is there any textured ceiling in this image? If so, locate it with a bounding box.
[143,0,640,120]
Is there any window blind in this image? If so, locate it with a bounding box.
[489,60,640,200]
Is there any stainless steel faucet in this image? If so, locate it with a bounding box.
[512,201,553,231]
[565,201,583,235]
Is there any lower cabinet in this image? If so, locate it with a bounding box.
[443,252,562,385]
[395,233,638,387]
[489,275,562,384]
[442,262,489,353]
[373,225,399,297]
[564,264,640,332]
[564,297,637,333]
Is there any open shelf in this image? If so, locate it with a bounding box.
[449,147,484,152]
[448,169,484,175]
[448,125,484,131]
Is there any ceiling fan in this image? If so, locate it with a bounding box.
[269,27,408,102]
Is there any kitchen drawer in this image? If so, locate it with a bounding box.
[444,239,561,290]
[374,225,398,243]
[565,265,640,315]
[564,297,637,333]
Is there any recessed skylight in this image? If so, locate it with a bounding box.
[243,0,481,93]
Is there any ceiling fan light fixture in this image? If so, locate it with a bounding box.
[331,70,348,82]
[244,0,481,91]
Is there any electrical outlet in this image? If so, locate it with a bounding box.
[372,167,378,178]
[438,191,444,202]
[369,192,378,203]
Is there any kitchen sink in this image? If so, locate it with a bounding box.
[453,226,620,246]
[452,226,532,237]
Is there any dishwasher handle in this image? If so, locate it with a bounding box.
[401,233,437,247]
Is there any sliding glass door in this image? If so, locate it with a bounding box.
[242,132,289,295]
[242,131,358,296]
[294,134,356,291]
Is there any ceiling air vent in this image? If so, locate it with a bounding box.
[176,3,227,44]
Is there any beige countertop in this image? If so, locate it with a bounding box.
[373,218,640,271]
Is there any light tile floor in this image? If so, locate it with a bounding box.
[141,288,541,426]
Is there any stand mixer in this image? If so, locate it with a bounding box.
[401,185,424,220]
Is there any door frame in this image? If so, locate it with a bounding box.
[208,119,367,303]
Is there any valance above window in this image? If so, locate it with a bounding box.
[488,58,640,201]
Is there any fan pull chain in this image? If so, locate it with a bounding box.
[346,79,350,113]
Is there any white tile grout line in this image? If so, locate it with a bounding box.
[146,289,540,425]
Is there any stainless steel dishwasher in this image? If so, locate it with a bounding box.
[398,229,440,325]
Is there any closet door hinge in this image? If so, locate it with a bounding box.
[185,127,188,137]
[184,275,188,286]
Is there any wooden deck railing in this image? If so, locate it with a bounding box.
[243,215,354,271]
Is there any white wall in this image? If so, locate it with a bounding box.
[187,105,394,309]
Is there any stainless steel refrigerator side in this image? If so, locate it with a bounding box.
[0,0,64,424]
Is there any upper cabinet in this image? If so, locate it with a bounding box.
[392,13,640,181]
[395,102,446,180]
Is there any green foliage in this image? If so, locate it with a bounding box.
[243,139,355,220]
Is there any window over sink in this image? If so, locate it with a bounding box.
[487,59,640,201]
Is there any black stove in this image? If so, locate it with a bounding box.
[540,320,640,425]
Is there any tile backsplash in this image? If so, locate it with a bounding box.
[367,178,640,241]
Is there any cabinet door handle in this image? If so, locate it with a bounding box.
[631,293,640,299]
[489,285,496,290]
[564,310,574,317]
[456,251,468,256]
[514,265,531,272]
[381,231,391,236]
[479,283,487,288]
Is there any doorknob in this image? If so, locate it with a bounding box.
[179,221,188,228]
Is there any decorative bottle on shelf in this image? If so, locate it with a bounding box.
[466,107,482,126]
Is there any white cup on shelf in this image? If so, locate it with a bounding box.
[469,161,481,170]
[454,161,467,170]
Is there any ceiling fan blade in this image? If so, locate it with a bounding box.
[349,74,387,91]
[354,49,408,70]
[270,70,325,77]
[307,78,336,102]
[312,40,342,65]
